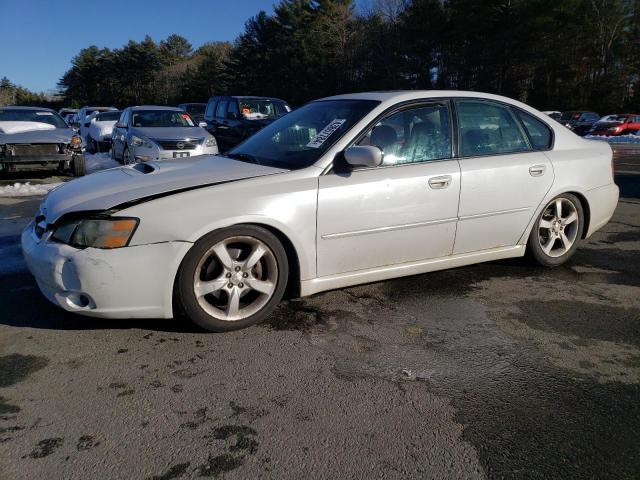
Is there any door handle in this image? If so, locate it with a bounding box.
[529,165,546,177]
[428,175,452,189]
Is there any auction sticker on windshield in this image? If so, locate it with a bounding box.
[306,119,346,148]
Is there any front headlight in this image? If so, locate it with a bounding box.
[131,135,152,148]
[52,217,139,249]
[204,136,217,147]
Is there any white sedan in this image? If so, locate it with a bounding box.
[22,91,618,332]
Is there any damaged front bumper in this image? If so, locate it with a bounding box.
[21,222,192,319]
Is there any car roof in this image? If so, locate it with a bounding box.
[1,106,57,112]
[209,95,288,102]
[129,105,184,111]
[179,103,206,106]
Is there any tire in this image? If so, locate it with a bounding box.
[123,146,134,165]
[70,154,86,177]
[111,144,117,161]
[177,225,289,332]
[527,193,584,267]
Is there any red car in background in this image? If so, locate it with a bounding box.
[589,114,640,136]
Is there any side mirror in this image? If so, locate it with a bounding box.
[115,122,127,129]
[344,145,383,168]
[198,121,208,128]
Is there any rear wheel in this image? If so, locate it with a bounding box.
[527,193,584,266]
[177,225,289,332]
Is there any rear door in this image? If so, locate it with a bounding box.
[317,101,461,276]
[453,99,554,254]
[213,97,231,149]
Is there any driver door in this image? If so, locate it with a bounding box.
[316,101,461,277]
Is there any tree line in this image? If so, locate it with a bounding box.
[7,0,640,113]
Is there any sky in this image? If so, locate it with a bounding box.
[0,0,280,92]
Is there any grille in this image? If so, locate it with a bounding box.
[152,139,201,150]
[12,144,59,156]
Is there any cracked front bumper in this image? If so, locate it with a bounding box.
[21,223,192,319]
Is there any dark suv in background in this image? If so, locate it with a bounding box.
[178,103,207,122]
[560,111,600,136]
[203,95,291,151]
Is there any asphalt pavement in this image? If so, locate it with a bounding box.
[0,157,638,479]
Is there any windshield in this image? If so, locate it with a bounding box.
[0,109,68,128]
[131,110,195,127]
[227,99,379,170]
[96,111,121,121]
[238,99,290,120]
[601,114,629,123]
[560,112,581,121]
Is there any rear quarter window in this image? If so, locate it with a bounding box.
[516,110,553,150]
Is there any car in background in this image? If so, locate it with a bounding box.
[21,91,618,332]
[559,111,600,136]
[111,106,218,164]
[588,114,640,136]
[87,110,122,152]
[77,106,118,143]
[0,106,84,176]
[178,103,207,123]
[59,108,78,122]
[542,111,561,121]
[202,95,291,151]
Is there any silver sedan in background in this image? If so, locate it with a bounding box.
[111,106,218,164]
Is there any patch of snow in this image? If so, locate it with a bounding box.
[585,134,640,144]
[0,182,62,197]
[85,152,120,174]
[0,121,56,134]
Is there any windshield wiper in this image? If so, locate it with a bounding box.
[224,152,261,165]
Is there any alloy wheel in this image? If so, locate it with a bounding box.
[193,235,278,321]
[538,197,580,258]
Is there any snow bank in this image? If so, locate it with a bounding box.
[85,152,120,174]
[585,134,640,144]
[0,182,62,197]
[0,121,56,134]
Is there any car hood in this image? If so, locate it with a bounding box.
[131,126,208,140]
[41,155,287,223]
[0,127,75,144]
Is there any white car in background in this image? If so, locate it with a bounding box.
[77,106,118,144]
[87,110,121,152]
[22,91,618,332]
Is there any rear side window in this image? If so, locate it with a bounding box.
[456,100,530,157]
[516,110,553,150]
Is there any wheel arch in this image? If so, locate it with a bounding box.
[566,190,591,239]
[171,221,303,317]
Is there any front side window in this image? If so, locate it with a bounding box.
[130,110,195,127]
[226,99,379,170]
[357,102,452,165]
[238,98,288,120]
[516,110,553,150]
[227,100,239,119]
[457,100,529,157]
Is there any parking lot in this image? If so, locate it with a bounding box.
[0,156,638,479]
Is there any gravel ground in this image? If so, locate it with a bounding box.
[0,163,638,479]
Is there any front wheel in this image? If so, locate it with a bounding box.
[177,225,289,332]
[123,146,135,165]
[70,154,86,177]
[527,193,584,267]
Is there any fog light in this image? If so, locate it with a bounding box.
[65,292,92,309]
